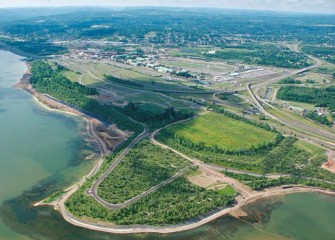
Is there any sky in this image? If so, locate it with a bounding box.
[0,0,334,14]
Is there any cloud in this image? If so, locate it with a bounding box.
[0,0,334,13]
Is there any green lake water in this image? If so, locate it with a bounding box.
[0,50,334,240]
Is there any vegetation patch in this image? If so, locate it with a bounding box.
[315,65,335,76]
[164,112,278,150]
[278,77,302,84]
[97,140,190,204]
[67,177,235,225]
[104,74,144,88]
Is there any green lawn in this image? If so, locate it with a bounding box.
[168,112,278,150]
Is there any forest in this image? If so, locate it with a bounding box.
[0,38,67,57]
[277,85,335,109]
[118,102,194,129]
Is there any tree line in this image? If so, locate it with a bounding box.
[277,86,335,109]
[30,61,142,133]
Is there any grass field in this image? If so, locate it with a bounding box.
[295,72,332,85]
[137,103,165,113]
[217,185,236,196]
[276,99,315,110]
[167,112,278,150]
[314,64,335,75]
[294,140,325,155]
[62,70,81,82]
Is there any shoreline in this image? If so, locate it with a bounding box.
[15,62,112,155]
[14,62,111,208]
[47,186,335,235]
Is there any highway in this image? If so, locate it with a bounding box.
[246,55,335,150]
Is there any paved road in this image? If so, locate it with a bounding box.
[246,55,335,150]
[248,83,335,149]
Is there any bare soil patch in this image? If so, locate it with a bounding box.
[187,167,225,188]
[322,151,335,173]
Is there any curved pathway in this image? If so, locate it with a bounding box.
[89,126,149,207]
[88,166,192,209]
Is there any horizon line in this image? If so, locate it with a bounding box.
[0,5,334,15]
